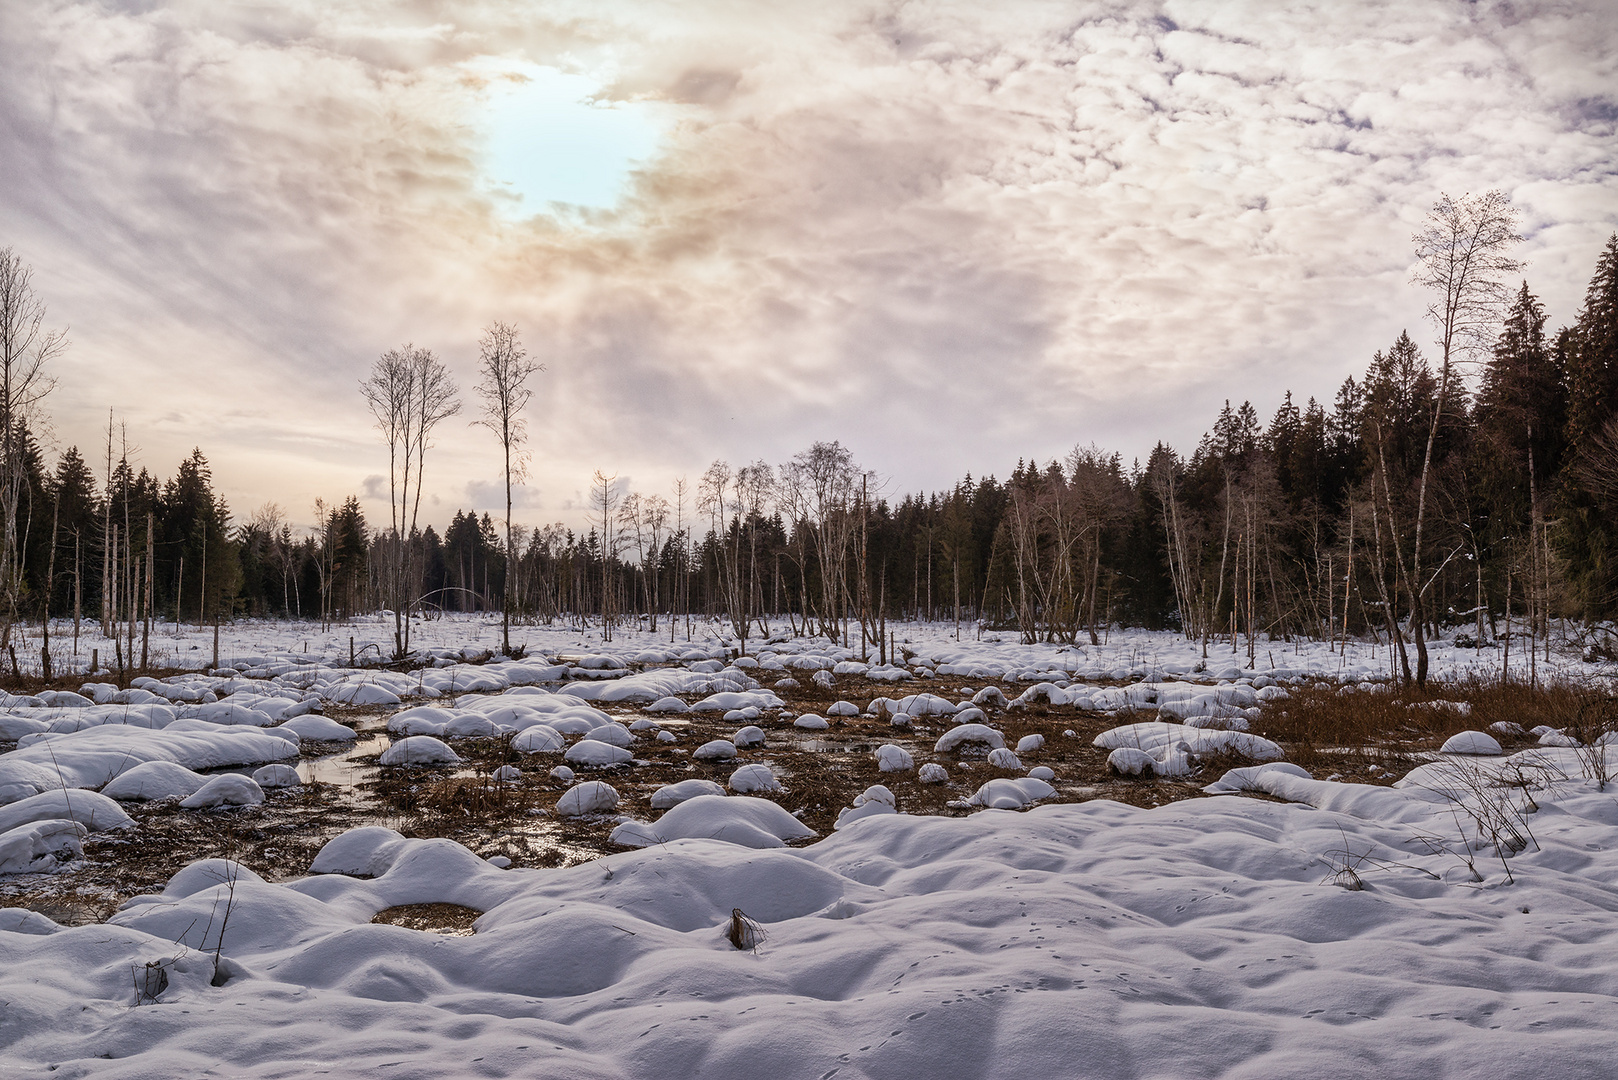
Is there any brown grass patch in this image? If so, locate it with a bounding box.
[371,902,482,935]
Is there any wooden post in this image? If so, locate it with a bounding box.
[90,647,97,674]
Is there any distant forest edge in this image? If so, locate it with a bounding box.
[3,199,1617,686]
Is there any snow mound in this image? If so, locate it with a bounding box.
[732,725,766,748]
[309,826,408,876]
[835,785,897,830]
[1108,747,1155,775]
[0,819,86,874]
[986,748,1023,770]
[379,736,461,766]
[278,715,356,741]
[556,780,619,816]
[101,761,208,802]
[179,774,265,809]
[874,744,914,772]
[1016,733,1045,752]
[968,777,1055,808]
[1093,722,1283,763]
[0,789,134,833]
[694,739,738,761]
[1203,762,1313,794]
[934,724,1006,752]
[611,795,816,848]
[564,740,633,766]
[1440,730,1503,755]
[511,726,565,753]
[793,713,829,730]
[729,763,782,793]
[650,778,727,810]
[585,723,635,748]
[918,762,948,783]
[252,764,302,788]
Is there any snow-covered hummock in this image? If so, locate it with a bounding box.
[732,725,765,748]
[934,724,1005,752]
[611,795,816,849]
[565,740,634,766]
[277,715,356,742]
[101,761,209,802]
[179,773,265,809]
[585,724,635,748]
[1439,730,1504,755]
[834,785,897,829]
[793,713,829,730]
[510,725,563,753]
[968,776,1055,808]
[874,744,914,772]
[1015,733,1044,753]
[1093,722,1283,769]
[378,736,461,766]
[896,693,957,715]
[728,763,782,793]
[986,747,1023,770]
[0,723,298,805]
[555,780,618,816]
[826,701,858,717]
[918,762,948,783]
[252,764,302,789]
[650,778,726,811]
[693,740,737,762]
[1107,747,1155,776]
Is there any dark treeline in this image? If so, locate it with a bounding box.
[14,231,1618,685]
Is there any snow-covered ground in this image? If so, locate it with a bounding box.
[4,617,1618,1077]
[24,611,1616,686]
[5,760,1618,1078]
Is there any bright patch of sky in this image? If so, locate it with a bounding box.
[478,62,662,215]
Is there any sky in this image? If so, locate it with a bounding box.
[2,0,1615,535]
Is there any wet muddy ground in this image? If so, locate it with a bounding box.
[3,670,1539,926]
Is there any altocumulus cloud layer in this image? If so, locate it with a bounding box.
[2,0,1615,527]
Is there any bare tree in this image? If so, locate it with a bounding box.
[361,344,460,658]
[1406,191,1523,684]
[473,321,542,656]
[591,470,620,640]
[0,249,65,651]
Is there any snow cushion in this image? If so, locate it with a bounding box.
[875,744,915,772]
[101,761,209,802]
[379,736,462,766]
[1439,730,1503,755]
[968,777,1055,809]
[278,715,357,741]
[729,764,782,793]
[934,724,1006,752]
[556,780,619,816]
[179,774,266,809]
[610,795,816,849]
[564,740,634,766]
[650,779,727,811]
[694,739,738,761]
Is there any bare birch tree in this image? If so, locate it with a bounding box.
[0,248,64,651]
[473,321,542,655]
[362,344,460,659]
[1406,191,1523,684]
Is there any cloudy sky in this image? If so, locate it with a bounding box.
[3,0,1615,532]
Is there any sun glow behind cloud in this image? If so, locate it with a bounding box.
[477,62,664,215]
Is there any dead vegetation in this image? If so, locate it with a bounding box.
[5,668,1612,927]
